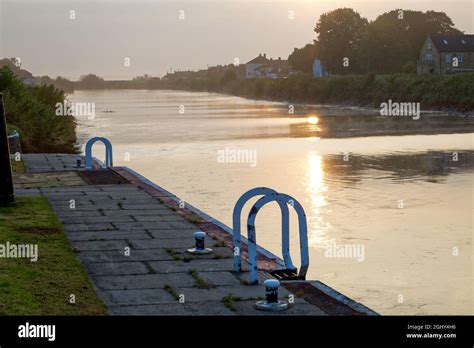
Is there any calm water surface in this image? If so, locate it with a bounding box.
[70,90,473,315]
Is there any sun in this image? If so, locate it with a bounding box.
[307,115,319,124]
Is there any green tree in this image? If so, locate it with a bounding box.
[314,8,369,74]
[363,9,461,74]
[288,44,319,74]
[54,76,74,92]
[77,74,105,89]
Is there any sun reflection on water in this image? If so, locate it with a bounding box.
[306,152,331,248]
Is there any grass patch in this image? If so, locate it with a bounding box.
[221,294,241,311]
[16,226,61,234]
[213,240,226,247]
[11,159,26,174]
[240,278,250,286]
[185,216,203,224]
[14,172,85,189]
[164,248,182,261]
[295,289,306,298]
[164,284,180,301]
[0,197,107,315]
[188,269,215,289]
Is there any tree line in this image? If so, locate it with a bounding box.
[289,8,462,75]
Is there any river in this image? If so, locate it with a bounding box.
[70,89,473,315]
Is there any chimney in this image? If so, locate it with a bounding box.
[263,53,266,58]
[278,57,281,60]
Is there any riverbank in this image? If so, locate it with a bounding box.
[158,73,474,112]
[73,73,474,112]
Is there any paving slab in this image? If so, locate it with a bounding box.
[148,259,236,274]
[78,249,173,263]
[68,230,151,241]
[108,303,192,315]
[73,240,130,251]
[99,288,177,306]
[233,300,328,316]
[93,273,196,290]
[86,261,150,276]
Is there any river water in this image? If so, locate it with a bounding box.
[70,89,473,315]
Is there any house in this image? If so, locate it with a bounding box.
[417,34,474,74]
[312,58,330,77]
[245,53,291,79]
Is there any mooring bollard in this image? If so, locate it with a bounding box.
[76,157,82,168]
[255,279,288,311]
[187,231,212,254]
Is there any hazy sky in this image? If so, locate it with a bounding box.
[1,0,472,80]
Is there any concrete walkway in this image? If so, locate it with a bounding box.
[13,154,375,316]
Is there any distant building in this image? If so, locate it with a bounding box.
[417,34,474,74]
[208,64,245,78]
[312,58,330,78]
[245,53,292,79]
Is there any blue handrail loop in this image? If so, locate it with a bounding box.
[85,137,113,169]
[232,187,309,284]
[246,192,309,284]
[232,187,293,273]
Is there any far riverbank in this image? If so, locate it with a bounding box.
[71,73,474,112]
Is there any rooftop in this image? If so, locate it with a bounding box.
[430,34,474,52]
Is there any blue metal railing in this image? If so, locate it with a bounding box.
[233,187,309,284]
[85,136,113,169]
[232,187,293,273]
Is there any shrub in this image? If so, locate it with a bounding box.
[0,66,77,153]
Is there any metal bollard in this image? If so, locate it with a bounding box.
[187,231,212,254]
[76,157,82,168]
[255,279,288,311]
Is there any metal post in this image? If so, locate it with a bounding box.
[187,231,212,254]
[255,279,288,311]
[76,157,82,168]
[0,94,15,204]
